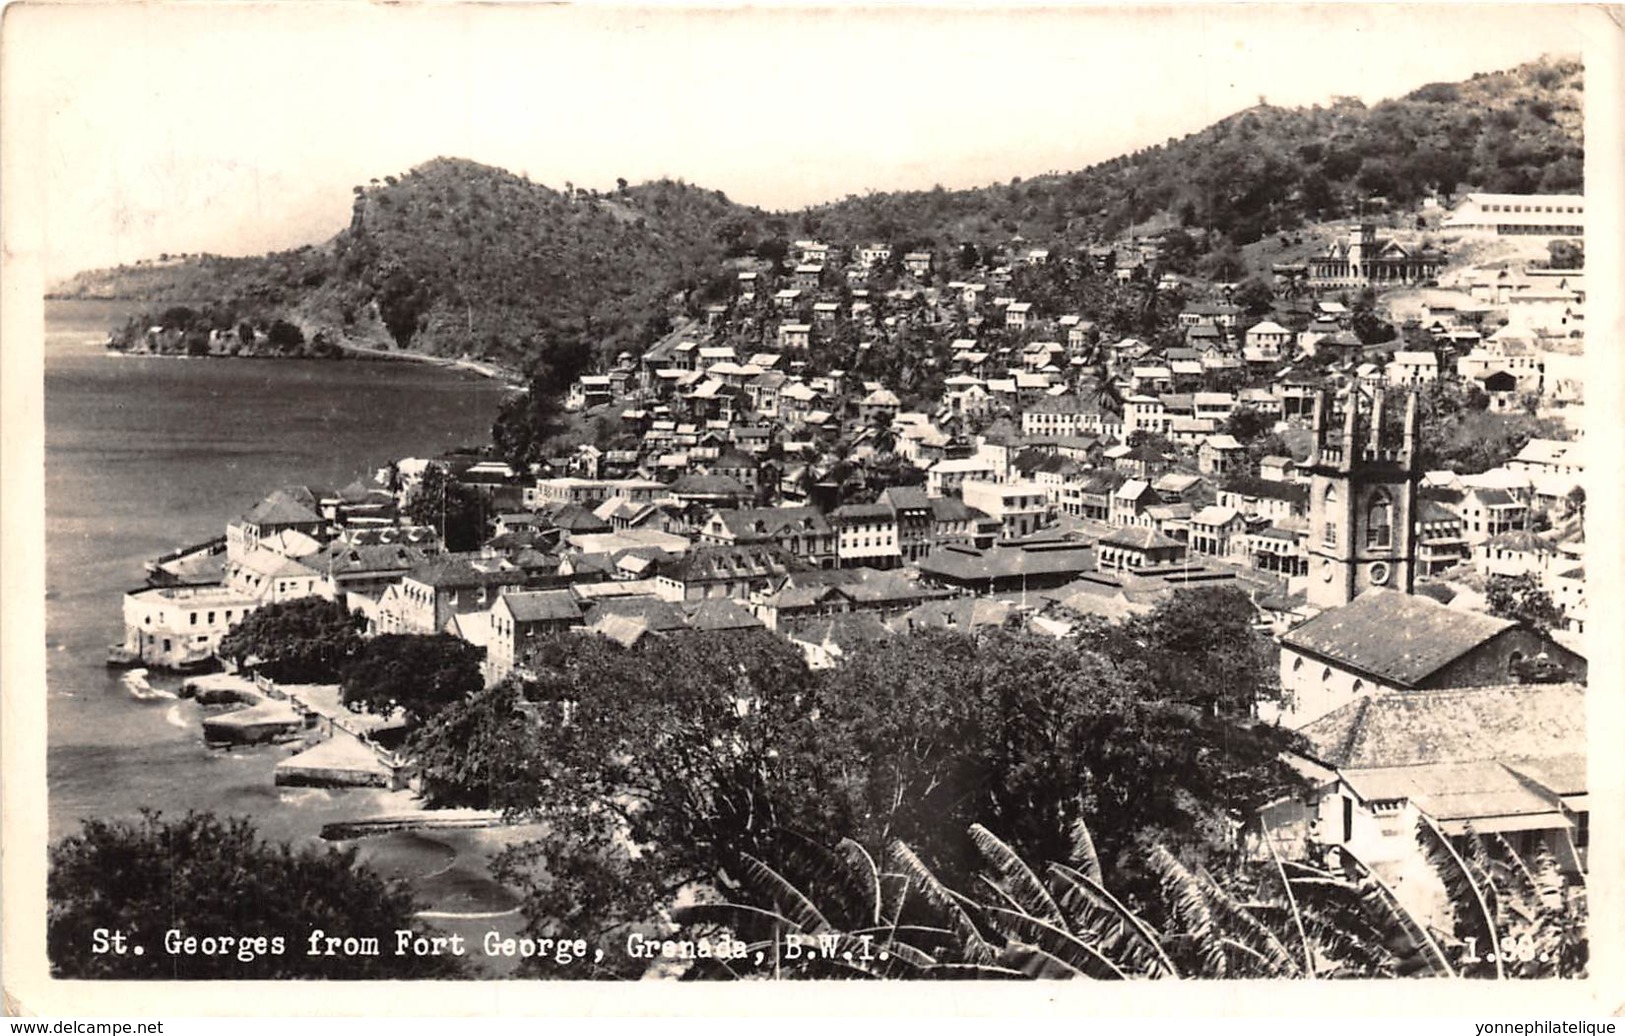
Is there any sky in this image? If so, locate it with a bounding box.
[5,3,1593,282]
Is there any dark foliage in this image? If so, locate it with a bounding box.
[341,633,485,725]
[48,811,462,979]
[215,597,364,683]
[402,463,487,551]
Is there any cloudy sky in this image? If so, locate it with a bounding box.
[6,3,1592,281]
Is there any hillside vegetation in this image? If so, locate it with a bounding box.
[56,54,1581,374]
[806,55,1582,249]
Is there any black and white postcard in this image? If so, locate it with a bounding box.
[3,1,1621,1018]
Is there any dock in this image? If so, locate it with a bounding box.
[277,736,394,788]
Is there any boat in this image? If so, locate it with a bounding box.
[106,644,142,668]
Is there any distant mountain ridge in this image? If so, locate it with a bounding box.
[54,53,1581,374]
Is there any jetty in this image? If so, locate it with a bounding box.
[321,808,510,841]
[181,672,414,790]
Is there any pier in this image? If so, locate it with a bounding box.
[182,672,414,789]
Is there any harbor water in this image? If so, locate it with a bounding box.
[43,299,528,971]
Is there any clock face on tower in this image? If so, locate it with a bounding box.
[1322,558,1335,582]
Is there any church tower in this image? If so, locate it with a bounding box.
[1346,223,1376,281]
[1305,386,1419,609]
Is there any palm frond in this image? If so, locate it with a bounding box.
[836,837,883,928]
[968,823,1064,925]
[766,829,874,931]
[1066,813,1104,883]
[736,851,832,935]
[1414,815,1501,978]
[971,901,1131,979]
[1048,861,1180,978]
[1192,865,1301,977]
[1262,832,1316,977]
[1338,846,1457,978]
[888,840,998,965]
[1148,845,1227,978]
[998,940,1097,980]
[672,901,799,942]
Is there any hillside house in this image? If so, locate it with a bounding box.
[1441,193,1585,237]
[1244,320,1293,356]
[961,480,1049,540]
[1415,499,1470,577]
[1386,351,1439,387]
[225,489,327,563]
[1198,434,1245,477]
[1218,477,1309,525]
[377,556,528,636]
[1457,487,1528,546]
[698,506,837,570]
[1307,224,1446,288]
[1187,505,1248,560]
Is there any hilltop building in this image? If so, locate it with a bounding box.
[1442,193,1585,238]
[1307,224,1445,289]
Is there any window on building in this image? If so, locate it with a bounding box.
[190,613,198,626]
[1322,667,1333,683]
[1366,491,1393,549]
[1322,486,1339,548]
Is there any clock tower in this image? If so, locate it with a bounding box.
[1305,387,1419,610]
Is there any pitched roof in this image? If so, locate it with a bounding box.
[1300,684,1584,770]
[407,556,528,590]
[1280,589,1518,687]
[500,589,582,624]
[241,490,323,527]
[879,486,932,511]
[789,611,894,650]
[682,597,765,632]
[830,503,896,522]
[712,505,832,540]
[1098,526,1182,551]
[661,543,796,584]
[894,597,1017,632]
[670,473,748,497]
[1221,476,1309,505]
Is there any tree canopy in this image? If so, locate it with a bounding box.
[402,463,486,551]
[1486,572,1564,634]
[48,811,462,979]
[341,633,485,725]
[409,625,1307,970]
[216,597,364,683]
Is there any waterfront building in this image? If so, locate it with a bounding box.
[121,585,257,669]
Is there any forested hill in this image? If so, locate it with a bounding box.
[312,159,776,373]
[805,54,1582,250]
[63,159,777,375]
[56,54,1581,374]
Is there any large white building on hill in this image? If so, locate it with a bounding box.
[1442,193,1584,237]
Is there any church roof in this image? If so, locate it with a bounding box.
[1280,589,1517,688]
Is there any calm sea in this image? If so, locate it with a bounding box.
[44,300,528,965]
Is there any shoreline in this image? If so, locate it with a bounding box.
[100,344,527,388]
